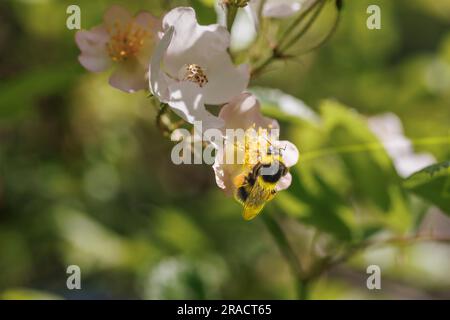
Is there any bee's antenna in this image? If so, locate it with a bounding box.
[263,136,273,146]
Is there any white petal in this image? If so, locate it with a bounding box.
[134,11,159,30]
[263,1,302,18]
[246,2,260,29]
[75,27,111,72]
[230,10,257,51]
[149,26,174,101]
[162,7,231,77]
[167,81,224,130]
[78,54,111,73]
[276,172,292,191]
[103,5,132,29]
[202,61,250,105]
[276,140,299,167]
[213,143,243,195]
[134,11,160,67]
[109,60,147,93]
[394,154,436,178]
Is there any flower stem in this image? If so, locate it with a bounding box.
[299,279,310,300]
[261,212,309,300]
[278,0,326,53]
[251,0,327,77]
[276,0,324,51]
[226,5,238,32]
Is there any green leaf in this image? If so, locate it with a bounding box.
[321,100,396,211]
[278,167,354,242]
[404,161,450,214]
[319,101,412,232]
[0,64,81,121]
[250,87,319,124]
[1,288,62,300]
[190,0,217,24]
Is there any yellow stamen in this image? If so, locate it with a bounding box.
[182,64,209,87]
[107,20,149,62]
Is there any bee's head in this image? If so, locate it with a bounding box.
[267,144,286,156]
[258,160,288,184]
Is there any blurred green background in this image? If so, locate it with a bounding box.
[0,0,449,299]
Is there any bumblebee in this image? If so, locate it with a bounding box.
[233,152,289,221]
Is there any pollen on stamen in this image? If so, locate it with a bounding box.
[242,125,272,166]
[107,21,149,62]
[182,64,209,88]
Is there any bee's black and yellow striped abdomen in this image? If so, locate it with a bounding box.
[233,158,289,221]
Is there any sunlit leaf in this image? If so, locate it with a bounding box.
[1,288,62,300]
[404,161,450,214]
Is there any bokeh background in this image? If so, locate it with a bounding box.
[0,0,449,299]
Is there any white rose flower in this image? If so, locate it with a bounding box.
[150,7,250,130]
[75,5,160,93]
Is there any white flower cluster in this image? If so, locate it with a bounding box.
[75,4,301,219]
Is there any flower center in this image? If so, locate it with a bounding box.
[181,64,209,87]
[107,21,149,62]
[234,125,278,166]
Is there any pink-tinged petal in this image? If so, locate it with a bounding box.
[276,172,292,191]
[134,11,160,66]
[219,93,279,131]
[75,26,109,53]
[134,11,160,31]
[103,5,132,29]
[213,144,243,195]
[78,54,111,73]
[109,60,147,93]
[167,81,225,130]
[75,27,111,72]
[275,140,299,167]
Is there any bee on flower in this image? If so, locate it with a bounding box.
[213,93,299,220]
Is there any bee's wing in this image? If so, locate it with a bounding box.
[242,179,275,221]
[242,203,266,221]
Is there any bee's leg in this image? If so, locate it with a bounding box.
[252,162,263,178]
[237,186,249,203]
[233,173,246,188]
[268,189,277,201]
[282,164,289,177]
